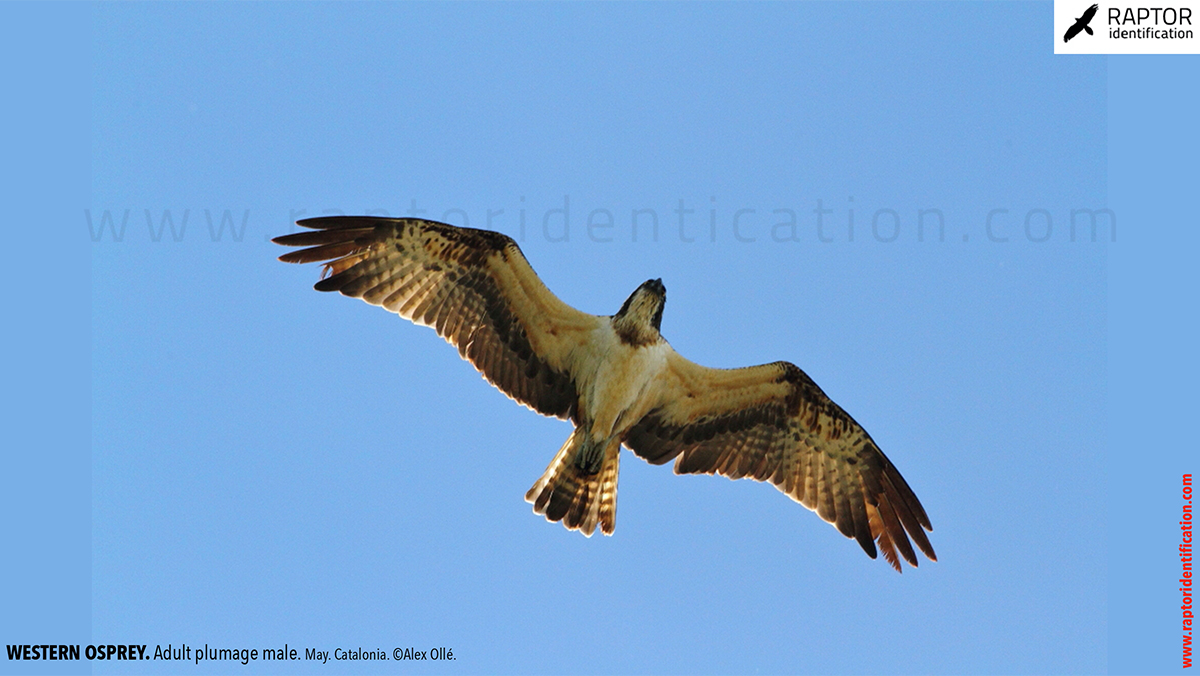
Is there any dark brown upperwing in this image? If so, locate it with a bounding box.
[623,354,935,571]
[274,217,601,421]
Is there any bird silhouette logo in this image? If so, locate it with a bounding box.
[1064,3,1099,42]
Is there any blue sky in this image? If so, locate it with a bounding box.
[3,2,1195,675]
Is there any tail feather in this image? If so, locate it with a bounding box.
[525,430,621,536]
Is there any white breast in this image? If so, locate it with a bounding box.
[577,323,671,439]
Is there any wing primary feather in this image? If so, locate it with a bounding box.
[296,216,386,230]
[849,480,877,558]
[313,266,363,293]
[877,491,918,568]
[868,503,901,571]
[886,462,934,531]
[277,241,363,265]
[832,463,857,538]
[273,228,375,249]
[883,470,937,561]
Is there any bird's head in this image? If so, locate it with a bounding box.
[614,278,666,343]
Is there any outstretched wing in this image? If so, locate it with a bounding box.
[623,353,935,571]
[274,217,601,421]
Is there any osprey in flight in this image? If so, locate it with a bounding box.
[275,217,936,571]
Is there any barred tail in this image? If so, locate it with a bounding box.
[525,430,621,536]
